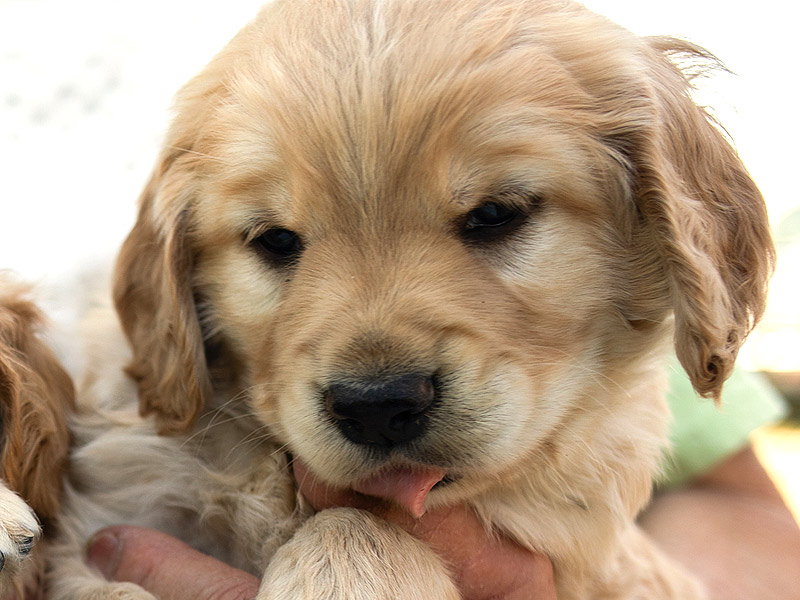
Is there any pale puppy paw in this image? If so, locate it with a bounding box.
[260,508,460,600]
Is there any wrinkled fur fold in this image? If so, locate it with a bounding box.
[46,1,773,598]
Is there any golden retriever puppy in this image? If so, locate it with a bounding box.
[0,275,74,598]
[46,0,774,598]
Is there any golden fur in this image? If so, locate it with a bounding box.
[0,275,74,598]
[47,1,774,598]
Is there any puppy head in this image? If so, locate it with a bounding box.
[114,0,773,505]
[0,277,74,522]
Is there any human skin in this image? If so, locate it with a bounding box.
[84,460,556,600]
[83,446,800,600]
[638,446,800,600]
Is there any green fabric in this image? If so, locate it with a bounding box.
[659,358,788,488]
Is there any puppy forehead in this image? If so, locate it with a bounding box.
[200,0,628,231]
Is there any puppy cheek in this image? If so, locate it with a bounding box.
[195,248,287,360]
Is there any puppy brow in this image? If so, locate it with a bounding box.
[455,182,543,211]
[491,185,543,209]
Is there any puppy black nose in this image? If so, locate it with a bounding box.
[324,374,436,447]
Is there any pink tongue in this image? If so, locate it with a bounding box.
[352,466,447,518]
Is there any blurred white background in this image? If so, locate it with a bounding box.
[1,0,798,372]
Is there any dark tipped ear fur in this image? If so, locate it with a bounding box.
[632,38,775,399]
[0,279,74,521]
[113,160,210,434]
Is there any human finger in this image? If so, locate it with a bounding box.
[86,525,261,600]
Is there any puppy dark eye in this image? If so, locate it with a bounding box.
[252,228,303,264]
[461,202,525,241]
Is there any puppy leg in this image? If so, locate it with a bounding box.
[48,581,157,600]
[45,541,157,600]
[260,508,460,600]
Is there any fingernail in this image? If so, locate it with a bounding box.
[86,531,121,580]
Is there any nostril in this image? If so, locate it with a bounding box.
[337,418,367,443]
[324,373,436,446]
[389,409,419,430]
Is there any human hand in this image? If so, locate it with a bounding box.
[293,460,557,600]
[86,467,556,600]
[86,525,260,600]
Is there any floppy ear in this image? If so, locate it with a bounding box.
[112,156,210,434]
[628,38,775,400]
[112,40,240,434]
[0,281,74,521]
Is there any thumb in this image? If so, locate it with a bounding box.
[86,525,260,600]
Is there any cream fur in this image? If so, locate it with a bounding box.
[46,1,773,598]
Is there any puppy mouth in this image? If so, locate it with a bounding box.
[351,464,448,518]
[293,456,450,518]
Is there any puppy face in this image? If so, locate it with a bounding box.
[200,117,620,491]
[114,0,773,509]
